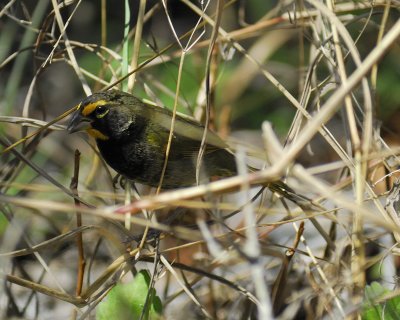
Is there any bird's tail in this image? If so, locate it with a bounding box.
[266,180,318,210]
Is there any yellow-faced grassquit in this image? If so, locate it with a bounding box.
[67,90,308,205]
[67,90,239,189]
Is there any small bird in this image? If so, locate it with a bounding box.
[67,90,238,189]
[67,90,308,204]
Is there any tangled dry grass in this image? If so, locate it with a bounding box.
[1,0,400,319]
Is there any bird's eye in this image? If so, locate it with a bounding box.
[95,105,109,118]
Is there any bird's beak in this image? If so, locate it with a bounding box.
[67,110,92,133]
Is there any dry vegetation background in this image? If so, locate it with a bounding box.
[1,0,400,319]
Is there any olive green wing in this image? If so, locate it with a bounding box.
[131,99,230,152]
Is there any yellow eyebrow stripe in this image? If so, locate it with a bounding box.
[81,100,108,116]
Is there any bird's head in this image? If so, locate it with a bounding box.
[67,90,134,140]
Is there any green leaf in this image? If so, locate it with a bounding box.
[362,282,400,320]
[97,270,162,320]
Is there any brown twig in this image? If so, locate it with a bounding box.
[272,222,304,313]
[69,149,85,297]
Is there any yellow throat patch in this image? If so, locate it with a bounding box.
[86,128,109,140]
